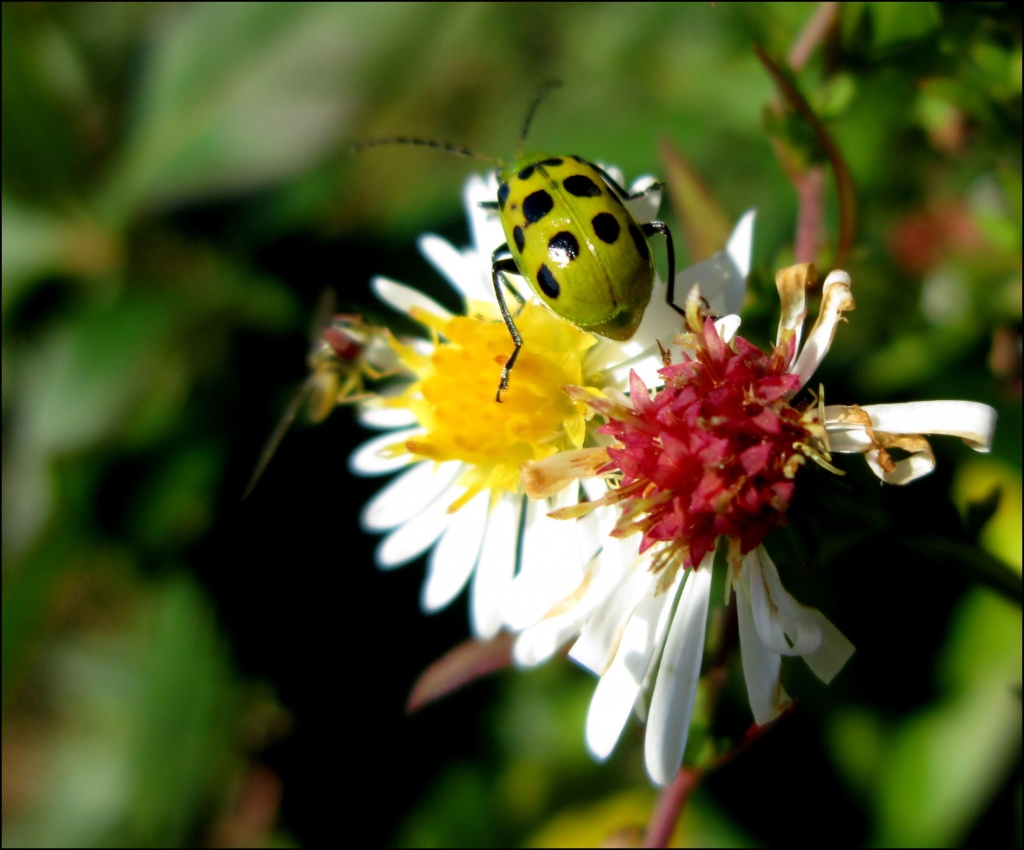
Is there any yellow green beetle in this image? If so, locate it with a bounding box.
[355,84,678,400]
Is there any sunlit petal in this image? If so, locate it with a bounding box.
[371,275,452,320]
[736,562,789,725]
[348,427,420,475]
[423,490,489,612]
[471,495,522,639]
[584,569,682,760]
[361,460,461,531]
[645,560,713,786]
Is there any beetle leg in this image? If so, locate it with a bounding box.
[584,159,663,203]
[491,249,524,402]
[642,221,682,318]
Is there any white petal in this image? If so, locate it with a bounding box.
[506,492,586,627]
[799,608,856,684]
[348,427,420,475]
[375,489,454,569]
[357,404,418,430]
[747,548,821,657]
[865,447,937,485]
[361,460,461,531]
[464,173,506,255]
[570,565,652,676]
[422,490,489,612]
[826,401,996,453]
[511,533,635,667]
[790,269,854,389]
[725,210,756,282]
[372,276,452,321]
[588,287,679,388]
[584,570,682,761]
[470,495,522,639]
[713,314,742,344]
[645,560,713,786]
[417,234,487,304]
[672,209,756,318]
[625,175,662,223]
[736,558,789,725]
[755,547,854,683]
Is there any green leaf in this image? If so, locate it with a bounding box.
[101,3,375,217]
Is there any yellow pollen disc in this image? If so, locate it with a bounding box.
[387,301,596,508]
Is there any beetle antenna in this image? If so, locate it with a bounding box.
[349,137,502,166]
[516,80,563,158]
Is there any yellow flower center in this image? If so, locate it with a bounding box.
[385,301,596,511]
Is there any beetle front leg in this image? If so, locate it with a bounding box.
[491,252,524,402]
[643,221,681,318]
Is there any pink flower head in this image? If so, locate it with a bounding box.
[595,316,820,576]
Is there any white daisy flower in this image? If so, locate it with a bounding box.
[349,170,739,639]
[514,263,997,785]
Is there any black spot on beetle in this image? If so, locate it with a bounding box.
[518,165,535,181]
[523,190,554,224]
[564,174,602,198]
[548,231,579,265]
[513,225,525,253]
[537,264,560,298]
[497,182,510,211]
[539,157,564,167]
[629,223,650,260]
[592,212,620,244]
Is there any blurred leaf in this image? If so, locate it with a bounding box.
[940,588,1022,692]
[101,3,375,217]
[128,575,239,844]
[865,2,941,52]
[526,788,655,848]
[874,589,1021,847]
[2,572,243,847]
[131,442,222,552]
[15,294,179,455]
[1,5,87,201]
[406,633,514,714]
[659,139,732,263]
[953,458,1023,574]
[1,195,121,311]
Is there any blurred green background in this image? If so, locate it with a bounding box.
[2,3,1021,847]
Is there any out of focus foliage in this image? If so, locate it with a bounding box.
[2,3,1020,847]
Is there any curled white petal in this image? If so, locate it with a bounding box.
[748,548,822,657]
[870,447,937,485]
[755,547,854,684]
[790,269,855,389]
[826,401,996,452]
[736,565,790,725]
[645,559,713,786]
